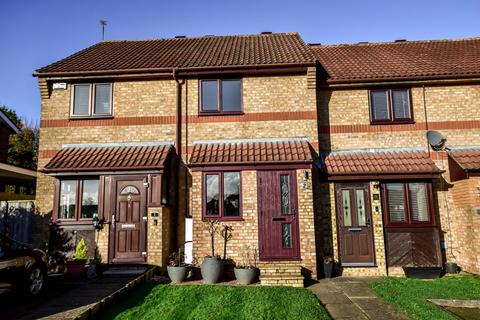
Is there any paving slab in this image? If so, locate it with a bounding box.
[308,278,407,320]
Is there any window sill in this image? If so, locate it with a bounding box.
[370,120,415,125]
[202,216,244,222]
[56,219,94,227]
[69,115,114,121]
[198,111,244,117]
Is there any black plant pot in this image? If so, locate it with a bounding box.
[323,263,333,278]
[445,262,458,274]
[201,257,224,284]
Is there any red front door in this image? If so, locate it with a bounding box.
[336,183,375,266]
[258,170,300,260]
[110,177,147,264]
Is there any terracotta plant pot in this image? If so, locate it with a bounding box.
[66,260,86,280]
[167,265,189,283]
[234,267,259,285]
[201,257,224,284]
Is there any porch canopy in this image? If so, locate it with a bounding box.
[321,148,442,180]
[189,137,313,168]
[448,147,480,180]
[42,142,174,175]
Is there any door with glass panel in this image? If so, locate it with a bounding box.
[258,170,300,260]
[336,183,375,266]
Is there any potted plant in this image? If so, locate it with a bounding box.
[234,246,259,285]
[167,249,189,283]
[323,256,334,278]
[201,220,223,284]
[66,239,88,280]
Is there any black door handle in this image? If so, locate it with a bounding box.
[272,217,286,221]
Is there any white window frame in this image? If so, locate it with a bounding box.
[71,83,113,118]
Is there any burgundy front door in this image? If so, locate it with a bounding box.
[336,183,375,266]
[258,170,300,260]
[110,177,147,264]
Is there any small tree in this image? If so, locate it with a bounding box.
[220,225,233,260]
[205,220,220,257]
[73,239,88,261]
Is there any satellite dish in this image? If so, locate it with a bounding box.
[426,130,447,151]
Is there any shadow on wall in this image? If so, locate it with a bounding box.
[313,74,335,279]
[433,176,453,266]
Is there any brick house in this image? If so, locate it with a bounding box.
[312,38,480,276]
[33,33,480,285]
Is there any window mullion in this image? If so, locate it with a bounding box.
[388,90,394,122]
[218,80,222,112]
[220,172,224,218]
[404,183,411,224]
[76,180,82,221]
[90,84,95,116]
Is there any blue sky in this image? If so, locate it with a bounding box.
[1,0,479,123]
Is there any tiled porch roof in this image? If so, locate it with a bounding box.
[448,148,480,172]
[42,143,174,173]
[321,148,442,178]
[189,138,313,166]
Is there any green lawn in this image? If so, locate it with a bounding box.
[368,273,480,320]
[100,283,330,320]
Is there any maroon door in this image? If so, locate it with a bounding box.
[110,178,147,264]
[336,183,375,266]
[258,170,300,260]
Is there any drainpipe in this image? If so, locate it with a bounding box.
[173,68,185,249]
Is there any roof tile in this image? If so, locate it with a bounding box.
[43,144,173,173]
[36,33,315,75]
[449,149,480,171]
[322,149,441,176]
[311,37,480,83]
[190,139,312,166]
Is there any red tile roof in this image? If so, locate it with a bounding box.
[448,148,480,172]
[189,139,312,166]
[43,144,173,173]
[36,33,315,76]
[311,37,480,83]
[322,149,441,177]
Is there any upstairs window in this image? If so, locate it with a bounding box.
[203,171,242,220]
[72,83,112,117]
[382,182,433,226]
[58,179,99,221]
[369,89,412,124]
[200,79,242,114]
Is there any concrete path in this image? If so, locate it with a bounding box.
[308,277,407,320]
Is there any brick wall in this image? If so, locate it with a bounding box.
[449,176,480,274]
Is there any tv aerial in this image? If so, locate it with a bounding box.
[426,130,450,151]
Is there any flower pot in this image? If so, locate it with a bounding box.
[323,263,333,278]
[234,267,259,285]
[445,262,458,274]
[66,260,86,280]
[167,265,189,283]
[201,257,224,284]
